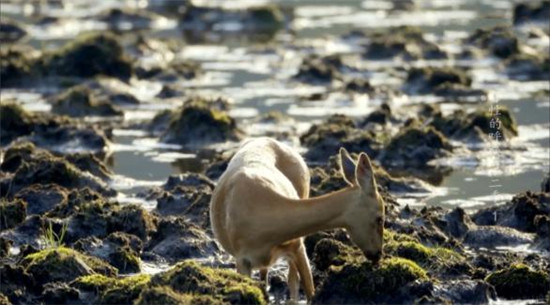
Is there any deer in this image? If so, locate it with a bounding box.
[210,137,385,301]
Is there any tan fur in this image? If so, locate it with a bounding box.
[210,137,385,301]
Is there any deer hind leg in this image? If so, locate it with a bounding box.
[287,260,300,301]
[294,241,315,301]
[259,267,269,294]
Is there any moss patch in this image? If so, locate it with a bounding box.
[160,97,242,145]
[384,239,464,272]
[152,260,266,305]
[23,247,117,284]
[312,238,362,271]
[74,273,150,304]
[135,286,224,305]
[486,263,549,299]
[108,246,141,274]
[313,257,428,303]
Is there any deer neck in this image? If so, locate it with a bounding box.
[270,187,359,245]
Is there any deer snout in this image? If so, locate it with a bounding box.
[365,250,382,264]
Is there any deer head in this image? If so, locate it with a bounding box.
[339,147,385,263]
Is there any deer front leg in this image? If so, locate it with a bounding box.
[287,260,300,301]
[294,242,315,301]
[236,258,252,277]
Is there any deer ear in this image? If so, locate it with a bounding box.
[355,153,376,192]
[339,147,357,186]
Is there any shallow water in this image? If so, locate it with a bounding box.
[2,0,548,218]
[1,0,547,210]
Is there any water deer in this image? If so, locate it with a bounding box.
[210,137,385,301]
